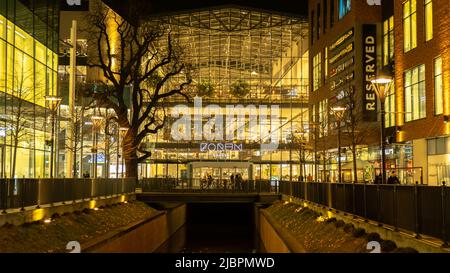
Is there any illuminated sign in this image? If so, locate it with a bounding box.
[329,28,354,52]
[329,57,354,78]
[362,24,378,122]
[330,71,354,91]
[329,43,353,65]
[200,143,243,152]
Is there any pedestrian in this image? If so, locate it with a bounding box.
[374,173,382,184]
[237,173,243,191]
[387,171,400,185]
[207,174,213,188]
[307,174,313,182]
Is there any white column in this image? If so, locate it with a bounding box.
[66,20,77,178]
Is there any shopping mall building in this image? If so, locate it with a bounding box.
[1,0,449,185]
[0,0,59,178]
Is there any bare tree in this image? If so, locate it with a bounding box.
[82,2,192,178]
[1,56,37,178]
[342,87,374,183]
[63,92,89,178]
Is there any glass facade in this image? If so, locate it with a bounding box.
[139,8,311,182]
[0,0,59,178]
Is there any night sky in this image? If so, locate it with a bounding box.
[103,0,308,19]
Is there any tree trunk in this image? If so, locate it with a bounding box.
[122,132,138,178]
[12,139,18,178]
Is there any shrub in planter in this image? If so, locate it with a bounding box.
[196,81,215,97]
[343,223,355,233]
[82,208,91,214]
[352,227,366,238]
[326,217,337,223]
[230,80,250,98]
[366,232,381,242]
[334,220,345,228]
[380,240,397,252]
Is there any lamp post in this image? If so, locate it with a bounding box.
[331,106,347,183]
[309,122,320,182]
[45,96,62,178]
[91,114,104,179]
[371,75,393,184]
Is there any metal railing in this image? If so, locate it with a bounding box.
[279,181,450,245]
[0,178,136,212]
[139,178,279,193]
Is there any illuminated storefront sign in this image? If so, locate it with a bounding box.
[329,28,354,51]
[200,143,243,152]
[330,71,354,91]
[329,57,354,78]
[329,43,353,65]
[362,24,378,122]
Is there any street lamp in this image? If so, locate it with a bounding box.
[371,75,393,184]
[331,106,347,183]
[45,95,62,178]
[91,114,104,178]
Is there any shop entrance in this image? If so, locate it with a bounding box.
[188,162,253,188]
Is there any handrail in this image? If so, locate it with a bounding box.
[0,178,136,212]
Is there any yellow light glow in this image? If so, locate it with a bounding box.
[93,207,99,211]
[32,209,45,222]
[397,130,405,143]
[120,195,126,203]
[316,216,326,222]
[89,200,96,209]
[327,211,334,218]
[303,202,308,208]
[44,218,52,224]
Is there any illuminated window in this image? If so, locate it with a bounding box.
[324,47,328,79]
[339,0,351,20]
[404,64,426,122]
[0,15,4,38]
[434,56,443,115]
[383,16,394,66]
[313,53,322,91]
[403,0,417,52]
[425,0,433,41]
[319,99,328,137]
